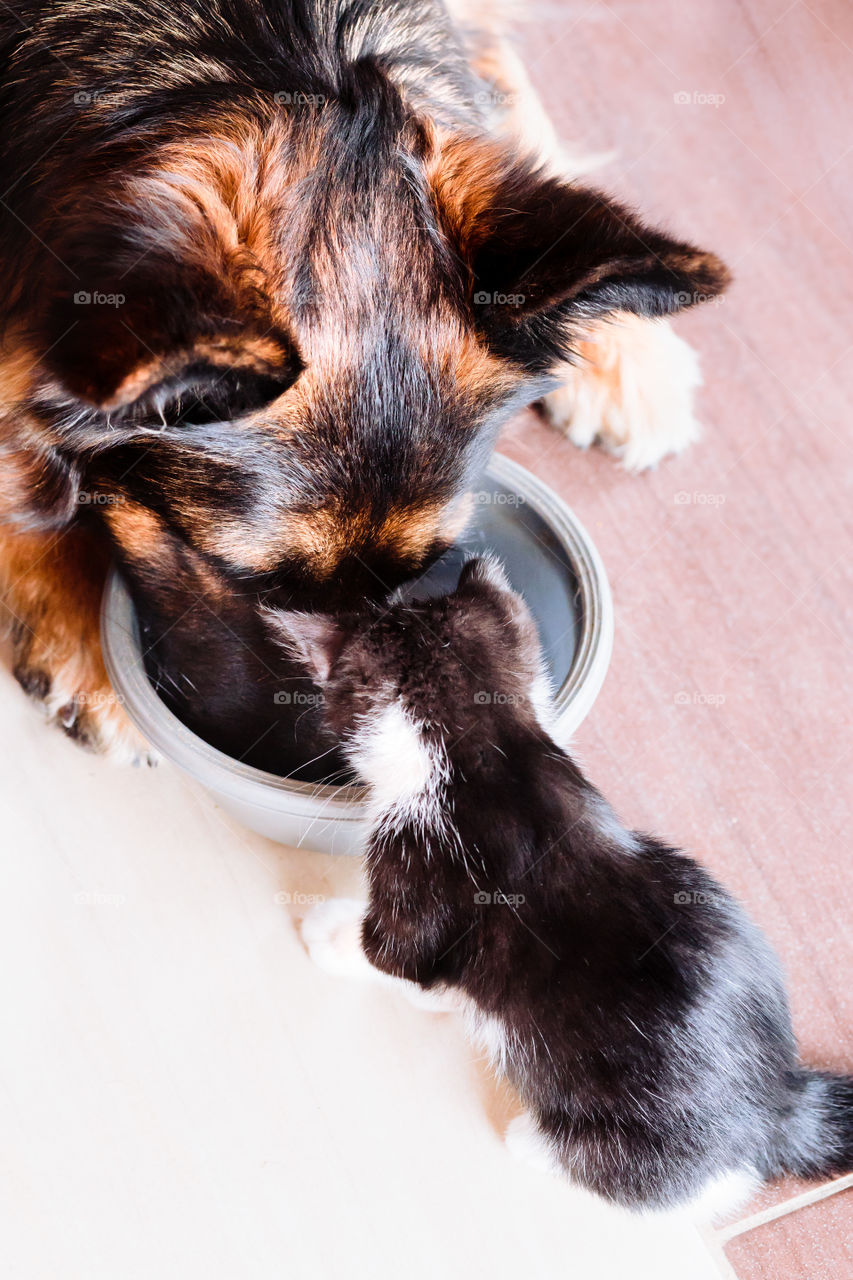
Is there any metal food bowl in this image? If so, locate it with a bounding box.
[101,454,613,855]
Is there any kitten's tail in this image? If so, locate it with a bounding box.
[776,1069,853,1180]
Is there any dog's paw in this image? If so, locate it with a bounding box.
[541,315,702,472]
[300,897,374,979]
[11,618,154,765]
[2,525,155,764]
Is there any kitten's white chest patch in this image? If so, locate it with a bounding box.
[348,700,443,819]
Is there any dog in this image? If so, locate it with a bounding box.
[0,0,728,760]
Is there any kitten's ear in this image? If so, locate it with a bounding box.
[264,610,347,683]
[457,556,513,596]
[457,556,538,636]
[429,133,730,369]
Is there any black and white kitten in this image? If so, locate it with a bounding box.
[269,558,853,1218]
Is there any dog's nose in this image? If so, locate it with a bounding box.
[331,551,426,600]
[263,544,447,612]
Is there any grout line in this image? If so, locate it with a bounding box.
[717,1173,853,1245]
[699,1225,743,1280]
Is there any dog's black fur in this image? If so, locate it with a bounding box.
[271,559,853,1211]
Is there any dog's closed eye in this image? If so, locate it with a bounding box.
[119,361,300,428]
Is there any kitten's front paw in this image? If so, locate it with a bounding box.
[505,1112,561,1175]
[399,981,464,1013]
[542,315,702,472]
[300,897,373,980]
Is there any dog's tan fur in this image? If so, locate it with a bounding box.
[0,523,149,757]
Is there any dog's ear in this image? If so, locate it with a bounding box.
[429,135,730,369]
[264,610,349,684]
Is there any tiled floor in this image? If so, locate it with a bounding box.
[2,2,852,1279]
[724,1186,853,1279]
[507,0,853,1274]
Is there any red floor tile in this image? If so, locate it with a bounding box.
[725,1189,853,1280]
[506,0,853,1253]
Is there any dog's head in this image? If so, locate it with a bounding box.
[0,49,729,770]
[5,66,728,610]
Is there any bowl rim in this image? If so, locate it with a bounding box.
[101,453,613,819]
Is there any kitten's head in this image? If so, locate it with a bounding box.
[266,557,553,772]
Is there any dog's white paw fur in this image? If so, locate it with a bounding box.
[300,897,374,980]
[542,314,702,472]
[42,663,156,766]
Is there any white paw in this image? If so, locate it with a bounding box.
[505,1112,561,1175]
[300,897,373,980]
[542,316,702,472]
[45,677,157,767]
[12,634,156,765]
[398,981,464,1013]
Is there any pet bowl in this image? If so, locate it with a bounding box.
[101,454,613,855]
